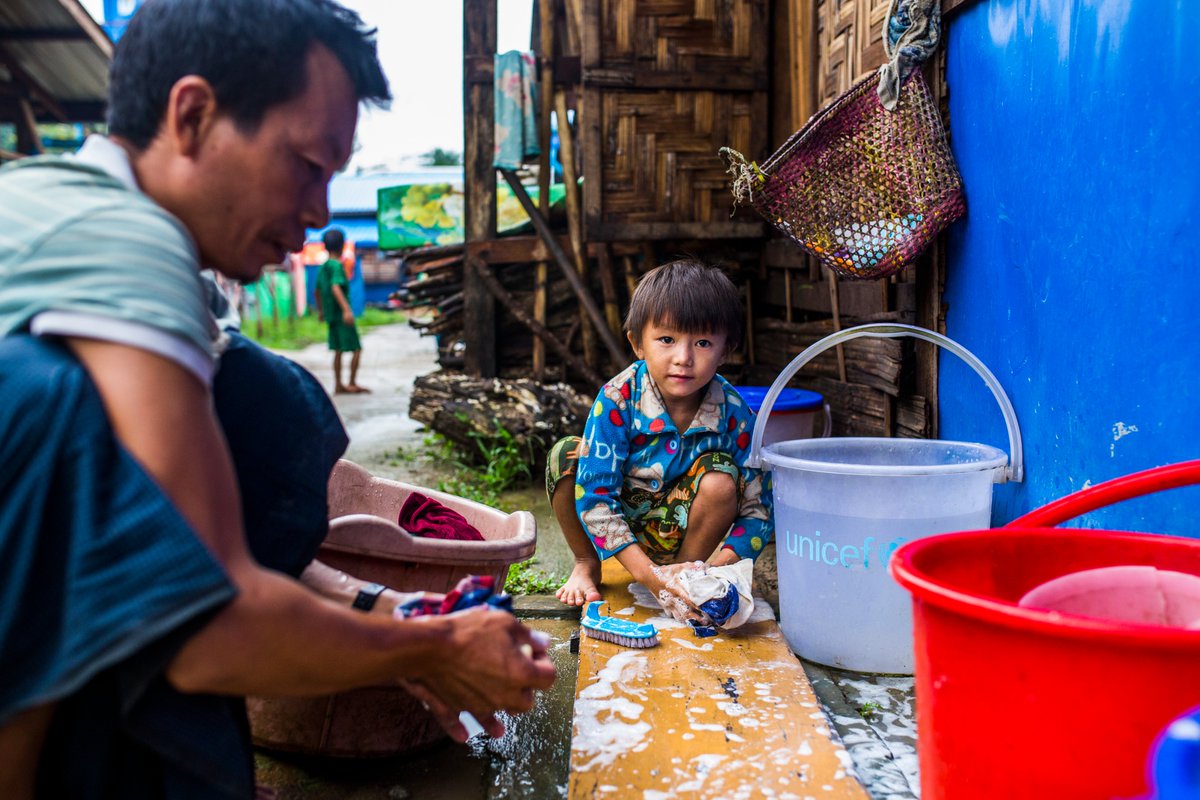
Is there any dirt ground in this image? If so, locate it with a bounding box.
[277,317,576,581]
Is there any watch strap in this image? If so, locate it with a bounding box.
[352,582,387,612]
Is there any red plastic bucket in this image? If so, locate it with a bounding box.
[890,461,1200,799]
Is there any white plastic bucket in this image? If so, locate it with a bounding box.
[747,324,1023,674]
[734,386,831,446]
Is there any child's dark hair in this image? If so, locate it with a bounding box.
[322,228,345,254]
[624,259,744,352]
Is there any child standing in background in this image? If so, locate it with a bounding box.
[546,259,773,611]
[314,227,369,394]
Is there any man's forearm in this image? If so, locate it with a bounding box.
[167,565,449,696]
[301,560,425,619]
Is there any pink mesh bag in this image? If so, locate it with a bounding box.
[722,68,965,280]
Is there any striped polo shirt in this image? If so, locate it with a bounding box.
[0,137,218,383]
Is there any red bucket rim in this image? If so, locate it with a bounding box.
[890,528,1200,648]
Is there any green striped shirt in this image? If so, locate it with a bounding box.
[0,153,217,376]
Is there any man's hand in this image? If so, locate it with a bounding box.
[402,607,555,736]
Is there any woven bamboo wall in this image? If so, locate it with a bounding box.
[581,0,769,241]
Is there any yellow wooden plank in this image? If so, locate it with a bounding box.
[569,560,869,799]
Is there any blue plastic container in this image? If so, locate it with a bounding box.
[735,385,828,445]
[1149,707,1200,799]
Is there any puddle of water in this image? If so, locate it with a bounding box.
[473,618,578,799]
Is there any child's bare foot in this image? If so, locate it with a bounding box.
[347,384,371,394]
[556,560,602,606]
[334,384,352,395]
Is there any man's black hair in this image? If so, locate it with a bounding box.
[107,0,391,150]
[322,228,345,255]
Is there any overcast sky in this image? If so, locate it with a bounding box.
[79,0,533,172]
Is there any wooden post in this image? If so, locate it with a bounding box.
[744,280,756,366]
[784,268,793,323]
[825,267,848,383]
[463,0,498,377]
[532,0,556,382]
[16,97,43,155]
[555,90,596,370]
[621,255,638,298]
[595,242,624,371]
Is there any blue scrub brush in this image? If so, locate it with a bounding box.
[581,601,659,648]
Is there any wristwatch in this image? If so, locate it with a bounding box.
[352,582,387,612]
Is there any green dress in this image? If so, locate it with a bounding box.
[315,257,361,352]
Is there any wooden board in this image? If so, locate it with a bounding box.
[568,559,869,799]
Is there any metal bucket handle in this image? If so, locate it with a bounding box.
[746,323,1024,483]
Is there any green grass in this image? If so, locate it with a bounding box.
[243,307,402,350]
[505,559,565,595]
[859,701,883,717]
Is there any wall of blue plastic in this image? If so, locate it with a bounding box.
[941,0,1200,531]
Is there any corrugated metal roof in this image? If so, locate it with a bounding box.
[0,0,111,121]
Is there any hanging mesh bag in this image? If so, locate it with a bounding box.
[721,1,964,280]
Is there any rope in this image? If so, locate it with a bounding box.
[877,0,943,111]
[718,147,767,207]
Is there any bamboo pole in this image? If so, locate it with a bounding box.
[595,243,623,339]
[555,90,596,369]
[825,267,847,382]
[533,0,555,381]
[621,255,638,297]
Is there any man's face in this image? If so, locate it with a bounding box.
[184,45,358,282]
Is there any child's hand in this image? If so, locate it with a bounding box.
[647,561,705,621]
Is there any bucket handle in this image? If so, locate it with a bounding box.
[746,323,1024,484]
[1006,460,1200,528]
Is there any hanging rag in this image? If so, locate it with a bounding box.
[877,0,943,110]
[398,492,486,541]
[395,574,514,618]
[675,559,756,638]
[493,50,540,170]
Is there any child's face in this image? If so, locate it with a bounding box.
[629,320,729,408]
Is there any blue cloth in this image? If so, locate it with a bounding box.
[0,335,234,724]
[5,332,350,799]
[0,334,240,796]
[687,586,740,638]
[493,50,540,170]
[575,361,774,561]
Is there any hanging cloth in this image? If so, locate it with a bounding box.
[493,50,541,169]
[877,0,944,110]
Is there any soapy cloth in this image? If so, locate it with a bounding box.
[398,492,485,541]
[395,574,513,619]
[676,559,756,637]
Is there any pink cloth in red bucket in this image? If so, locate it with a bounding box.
[1018,565,1200,628]
[397,492,485,541]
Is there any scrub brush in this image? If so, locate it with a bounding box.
[581,601,659,648]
